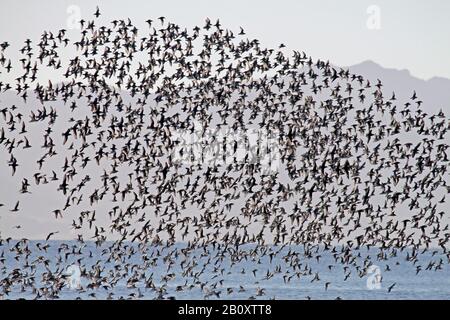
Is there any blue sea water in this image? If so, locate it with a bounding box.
[1,241,449,300]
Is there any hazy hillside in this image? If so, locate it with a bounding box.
[347,60,450,114]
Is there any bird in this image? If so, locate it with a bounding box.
[387,283,396,293]
[94,6,101,18]
[10,201,20,212]
[45,231,59,241]
[52,210,63,219]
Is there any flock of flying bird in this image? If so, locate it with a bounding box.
[0,8,449,299]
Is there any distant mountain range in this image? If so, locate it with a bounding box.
[2,59,448,115]
[346,60,450,114]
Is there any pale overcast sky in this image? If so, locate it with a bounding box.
[0,1,449,240]
[0,0,449,80]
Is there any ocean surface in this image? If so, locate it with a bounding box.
[1,241,449,300]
